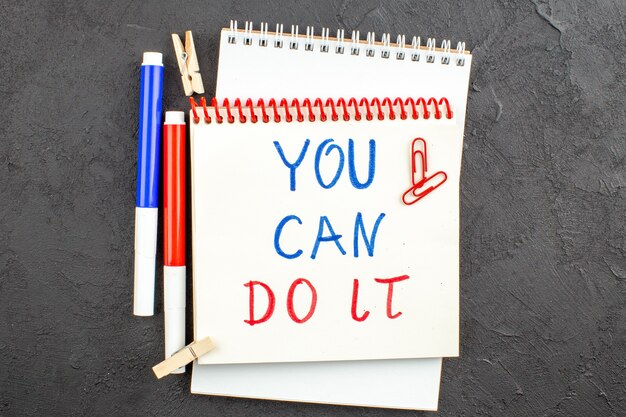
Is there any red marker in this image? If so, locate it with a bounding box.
[163,111,186,373]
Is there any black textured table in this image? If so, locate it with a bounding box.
[1,1,624,416]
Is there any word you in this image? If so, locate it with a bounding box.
[274,138,376,191]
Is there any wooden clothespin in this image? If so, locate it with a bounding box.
[152,337,214,379]
[172,31,205,96]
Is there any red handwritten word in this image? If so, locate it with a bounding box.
[244,275,410,325]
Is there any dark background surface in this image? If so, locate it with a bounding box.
[1,0,624,416]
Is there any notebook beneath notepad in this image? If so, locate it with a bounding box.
[190,21,471,410]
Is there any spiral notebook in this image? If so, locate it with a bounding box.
[190,22,472,409]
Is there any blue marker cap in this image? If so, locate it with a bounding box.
[137,52,164,208]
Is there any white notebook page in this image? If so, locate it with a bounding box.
[192,116,461,364]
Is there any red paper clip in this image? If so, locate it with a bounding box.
[402,138,447,205]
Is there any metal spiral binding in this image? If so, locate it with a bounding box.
[226,20,468,66]
[189,96,454,124]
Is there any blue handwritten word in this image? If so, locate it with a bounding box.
[274,139,376,191]
[274,212,386,260]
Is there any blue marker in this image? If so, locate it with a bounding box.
[134,52,163,316]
